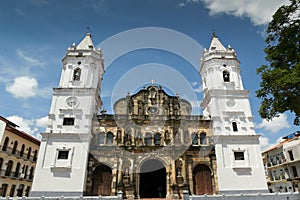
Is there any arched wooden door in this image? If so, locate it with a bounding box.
[92,164,112,196]
[193,164,213,195]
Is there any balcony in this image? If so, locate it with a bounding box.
[0,170,33,181]
[0,146,37,162]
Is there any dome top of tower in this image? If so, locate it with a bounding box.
[208,33,226,51]
[77,32,94,50]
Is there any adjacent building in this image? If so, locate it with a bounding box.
[0,116,40,197]
[262,131,300,193]
[31,33,268,198]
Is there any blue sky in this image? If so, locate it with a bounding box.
[0,0,298,150]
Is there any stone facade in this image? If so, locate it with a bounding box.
[31,33,268,198]
[86,85,217,199]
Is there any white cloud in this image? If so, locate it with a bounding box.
[6,115,47,139]
[7,115,37,136]
[35,116,48,127]
[201,0,290,26]
[259,135,273,151]
[6,76,38,99]
[17,49,44,67]
[257,113,291,133]
[178,0,290,26]
[5,76,52,99]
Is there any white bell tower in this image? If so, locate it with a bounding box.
[31,33,104,197]
[200,34,268,194]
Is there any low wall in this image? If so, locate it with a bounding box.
[0,191,123,200]
[183,191,299,200]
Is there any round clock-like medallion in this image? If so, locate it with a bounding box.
[226,99,235,107]
[148,106,159,114]
[66,96,79,108]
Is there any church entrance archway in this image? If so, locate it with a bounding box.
[92,164,112,196]
[193,164,213,195]
[139,159,166,198]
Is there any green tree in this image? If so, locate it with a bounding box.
[256,0,300,125]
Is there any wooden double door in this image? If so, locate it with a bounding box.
[92,164,112,196]
[193,164,213,195]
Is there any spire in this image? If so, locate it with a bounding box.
[77,32,94,50]
[208,33,226,51]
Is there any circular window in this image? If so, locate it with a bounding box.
[148,106,159,114]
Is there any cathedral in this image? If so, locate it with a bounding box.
[30,32,268,198]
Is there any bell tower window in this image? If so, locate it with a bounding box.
[232,122,238,132]
[73,68,81,81]
[223,70,230,82]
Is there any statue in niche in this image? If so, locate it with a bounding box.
[176,167,182,177]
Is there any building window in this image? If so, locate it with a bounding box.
[154,133,161,146]
[25,186,30,197]
[200,132,207,145]
[14,162,21,178]
[73,68,81,81]
[17,184,24,197]
[9,184,16,197]
[223,70,230,82]
[29,166,34,180]
[98,132,105,144]
[232,122,238,132]
[12,141,18,154]
[192,133,198,145]
[5,160,14,176]
[1,184,8,197]
[288,150,294,161]
[144,133,152,146]
[27,147,31,160]
[57,150,69,160]
[0,158,3,171]
[20,144,25,157]
[107,132,114,145]
[234,151,245,160]
[33,150,37,161]
[292,166,298,177]
[2,137,9,151]
[63,117,75,126]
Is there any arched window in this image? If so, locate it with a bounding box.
[14,162,21,177]
[73,68,81,81]
[12,141,18,154]
[20,144,25,157]
[5,160,13,176]
[25,186,30,197]
[232,122,238,132]
[154,133,161,146]
[1,184,8,197]
[144,133,152,146]
[27,147,31,160]
[200,132,207,145]
[106,132,114,145]
[223,70,230,82]
[0,158,3,171]
[98,132,105,144]
[192,133,198,145]
[2,137,9,151]
[29,166,34,180]
[17,184,24,197]
[33,150,37,161]
[9,184,16,197]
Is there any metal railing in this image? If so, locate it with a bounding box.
[0,170,33,181]
[0,146,37,162]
